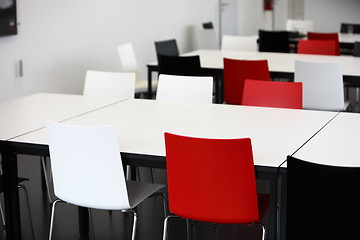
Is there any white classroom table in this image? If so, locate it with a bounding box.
[9,97,339,240]
[0,93,124,240]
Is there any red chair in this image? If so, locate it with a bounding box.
[297,39,337,56]
[163,132,267,240]
[242,79,303,109]
[307,32,340,55]
[223,58,270,105]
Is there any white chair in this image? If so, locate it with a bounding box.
[195,29,219,50]
[294,60,347,111]
[221,35,258,51]
[117,43,157,96]
[83,70,135,99]
[45,120,165,240]
[156,74,213,104]
[286,19,314,35]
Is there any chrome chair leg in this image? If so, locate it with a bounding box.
[41,156,53,204]
[125,210,137,240]
[162,215,180,240]
[88,208,96,240]
[49,199,62,240]
[18,184,35,240]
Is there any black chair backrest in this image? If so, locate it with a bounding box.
[340,23,360,33]
[286,155,360,240]
[354,42,360,57]
[155,39,179,63]
[202,22,214,29]
[258,30,290,53]
[158,55,202,76]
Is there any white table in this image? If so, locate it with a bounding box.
[9,97,339,240]
[0,93,124,240]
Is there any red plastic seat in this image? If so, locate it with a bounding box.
[242,79,303,109]
[297,39,337,56]
[223,58,270,105]
[307,32,340,55]
[163,132,266,240]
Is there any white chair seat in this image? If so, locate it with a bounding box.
[127,180,164,208]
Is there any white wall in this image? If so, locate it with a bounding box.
[0,0,218,102]
[304,0,360,32]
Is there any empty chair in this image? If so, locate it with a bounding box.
[354,41,360,56]
[286,19,314,35]
[242,79,302,109]
[294,60,346,111]
[83,70,135,99]
[156,74,213,104]
[154,39,179,63]
[307,32,340,55]
[195,29,219,50]
[221,35,258,51]
[258,30,290,53]
[202,22,214,29]
[117,43,157,97]
[223,58,270,105]
[297,39,337,56]
[340,23,360,33]
[45,120,165,240]
[158,55,203,77]
[286,155,360,240]
[344,42,360,105]
[163,133,266,240]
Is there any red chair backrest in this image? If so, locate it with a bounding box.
[242,79,303,109]
[223,58,270,105]
[297,39,337,56]
[307,32,340,55]
[164,133,259,224]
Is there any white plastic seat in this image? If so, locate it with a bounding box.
[83,70,135,99]
[156,74,213,104]
[195,29,219,50]
[286,19,314,35]
[45,120,165,240]
[221,35,258,51]
[117,43,157,95]
[294,60,347,111]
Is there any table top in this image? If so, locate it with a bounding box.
[292,111,360,167]
[12,98,338,169]
[0,92,124,141]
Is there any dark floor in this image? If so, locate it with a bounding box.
[1,88,359,240]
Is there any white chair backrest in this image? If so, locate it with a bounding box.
[83,70,135,99]
[294,60,344,111]
[45,120,130,210]
[221,35,258,51]
[286,19,314,35]
[195,29,219,50]
[156,74,213,104]
[117,43,141,82]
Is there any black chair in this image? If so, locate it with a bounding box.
[354,41,360,57]
[286,155,360,240]
[202,21,214,29]
[154,39,179,63]
[340,23,360,33]
[258,29,290,53]
[158,55,203,76]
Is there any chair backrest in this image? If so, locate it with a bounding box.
[340,23,360,33]
[196,29,219,50]
[164,132,259,224]
[258,30,290,53]
[307,32,340,55]
[158,55,202,76]
[156,74,213,104]
[286,19,314,35]
[221,35,258,51]
[154,39,179,63]
[202,22,214,29]
[223,58,270,105]
[294,60,344,111]
[83,70,135,99]
[354,41,360,57]
[45,120,130,210]
[297,39,337,56]
[286,155,360,239]
[117,43,141,83]
[242,79,303,109]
